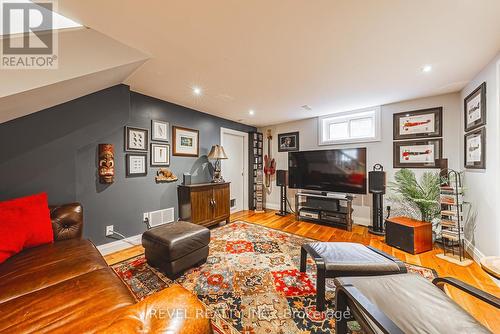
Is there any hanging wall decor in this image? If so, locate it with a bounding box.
[464,127,486,169]
[98,144,115,184]
[278,131,300,152]
[393,107,443,140]
[126,154,147,177]
[464,82,486,132]
[393,138,442,168]
[125,126,149,152]
[155,168,178,183]
[152,120,169,142]
[151,143,170,166]
[172,126,199,157]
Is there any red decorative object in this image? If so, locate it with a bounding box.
[271,269,316,297]
[0,193,53,263]
[98,144,115,184]
[263,129,276,188]
[225,240,254,254]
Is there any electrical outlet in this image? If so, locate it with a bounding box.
[105,225,114,237]
[143,212,149,222]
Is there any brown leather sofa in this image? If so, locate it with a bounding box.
[0,203,212,334]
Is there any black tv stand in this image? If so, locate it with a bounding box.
[295,192,353,231]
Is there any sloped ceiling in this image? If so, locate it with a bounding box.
[0,28,148,123]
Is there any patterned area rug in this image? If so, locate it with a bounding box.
[111,221,437,334]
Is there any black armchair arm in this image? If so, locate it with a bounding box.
[433,277,500,309]
[335,284,404,334]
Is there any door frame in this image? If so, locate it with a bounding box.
[220,127,249,211]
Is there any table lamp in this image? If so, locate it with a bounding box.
[208,145,228,183]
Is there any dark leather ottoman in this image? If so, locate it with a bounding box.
[142,221,210,279]
[300,242,407,311]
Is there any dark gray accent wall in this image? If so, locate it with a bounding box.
[0,85,255,245]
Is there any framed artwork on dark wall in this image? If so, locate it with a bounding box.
[278,132,299,152]
[125,126,148,152]
[151,120,169,142]
[172,126,199,157]
[126,154,147,177]
[151,143,170,166]
[464,82,486,132]
[393,107,442,140]
[464,127,486,169]
[393,138,442,168]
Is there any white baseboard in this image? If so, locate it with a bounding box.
[265,202,280,210]
[353,216,370,227]
[463,238,485,263]
[97,234,142,256]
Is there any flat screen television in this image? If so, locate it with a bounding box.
[288,148,367,194]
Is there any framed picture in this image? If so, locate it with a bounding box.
[393,107,442,140]
[126,154,147,177]
[464,82,486,132]
[393,139,442,168]
[278,132,300,152]
[125,126,148,152]
[152,120,169,142]
[172,126,199,157]
[151,143,170,166]
[464,127,486,169]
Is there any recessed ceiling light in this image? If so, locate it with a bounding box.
[422,65,432,73]
[193,87,202,96]
[248,109,255,116]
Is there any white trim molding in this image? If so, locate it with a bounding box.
[318,106,381,145]
[220,127,249,211]
[463,238,486,264]
[97,234,142,256]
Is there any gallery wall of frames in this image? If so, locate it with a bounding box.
[392,107,444,168]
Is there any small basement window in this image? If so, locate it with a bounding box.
[318,107,381,145]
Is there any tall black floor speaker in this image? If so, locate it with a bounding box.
[368,164,386,236]
[276,170,288,216]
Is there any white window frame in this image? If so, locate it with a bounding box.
[318,106,381,145]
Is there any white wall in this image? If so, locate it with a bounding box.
[259,92,461,226]
[460,52,500,258]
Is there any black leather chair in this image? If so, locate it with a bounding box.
[334,274,499,334]
[300,242,407,311]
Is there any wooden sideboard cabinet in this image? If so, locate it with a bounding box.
[177,182,230,227]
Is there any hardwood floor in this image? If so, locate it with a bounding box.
[105,209,500,332]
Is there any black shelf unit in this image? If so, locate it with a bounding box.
[248,132,264,211]
[295,192,353,231]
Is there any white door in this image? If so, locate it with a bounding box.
[221,128,248,212]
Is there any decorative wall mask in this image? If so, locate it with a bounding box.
[155,168,178,183]
[98,144,115,183]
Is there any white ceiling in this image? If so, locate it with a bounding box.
[10,1,500,126]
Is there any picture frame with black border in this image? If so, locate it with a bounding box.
[126,154,147,177]
[125,126,149,152]
[464,127,486,169]
[278,131,300,152]
[464,82,486,132]
[151,120,169,142]
[393,107,443,140]
[151,143,170,166]
[393,138,442,168]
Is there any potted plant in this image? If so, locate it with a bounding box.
[388,169,441,239]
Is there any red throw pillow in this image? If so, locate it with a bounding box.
[0,208,26,263]
[0,193,53,263]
